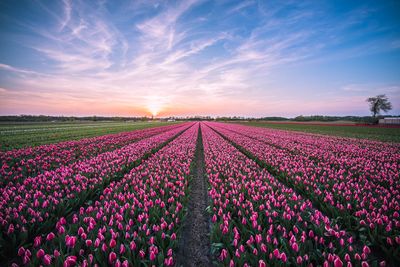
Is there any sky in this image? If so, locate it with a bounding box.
[0,0,399,117]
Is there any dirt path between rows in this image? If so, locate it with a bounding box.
[177,124,211,267]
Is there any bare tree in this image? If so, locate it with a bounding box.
[366,94,392,118]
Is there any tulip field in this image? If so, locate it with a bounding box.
[0,121,176,151]
[0,122,399,266]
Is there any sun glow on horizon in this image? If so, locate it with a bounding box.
[147,104,160,117]
[144,95,170,117]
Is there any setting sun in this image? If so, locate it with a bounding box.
[147,103,161,117]
[144,95,169,117]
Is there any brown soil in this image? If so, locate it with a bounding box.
[176,124,211,267]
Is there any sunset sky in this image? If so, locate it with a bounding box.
[0,0,399,117]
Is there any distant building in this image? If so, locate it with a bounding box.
[167,119,176,122]
[379,117,400,125]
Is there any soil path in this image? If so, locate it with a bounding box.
[177,123,211,267]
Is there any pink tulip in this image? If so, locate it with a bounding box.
[109,252,117,264]
[36,249,45,258]
[54,249,60,258]
[65,235,77,248]
[280,252,287,262]
[109,239,116,248]
[150,251,156,261]
[63,256,77,267]
[34,236,42,247]
[58,226,65,234]
[164,256,174,266]
[119,244,126,254]
[23,255,30,265]
[260,243,267,253]
[46,232,55,241]
[42,254,52,266]
[18,247,25,257]
[273,248,280,258]
[219,249,228,261]
[334,258,343,267]
[7,224,14,234]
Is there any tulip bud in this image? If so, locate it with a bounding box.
[46,232,55,241]
[18,247,25,257]
[139,250,145,258]
[334,258,343,267]
[43,254,52,266]
[292,242,299,252]
[273,248,280,258]
[280,252,287,262]
[120,244,126,254]
[150,251,156,261]
[34,236,42,247]
[108,252,117,264]
[109,239,116,248]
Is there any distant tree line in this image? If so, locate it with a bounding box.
[293,115,397,123]
[0,115,151,122]
[174,116,213,121]
[215,116,289,121]
[1,114,398,123]
[292,115,378,123]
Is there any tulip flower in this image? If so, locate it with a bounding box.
[108,252,117,264]
[63,256,77,267]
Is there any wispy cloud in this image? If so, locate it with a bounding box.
[0,63,42,75]
[60,0,72,31]
[226,0,256,14]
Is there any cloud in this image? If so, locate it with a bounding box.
[60,0,72,30]
[0,64,41,75]
[226,0,256,14]
[342,84,400,94]
[163,35,227,64]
